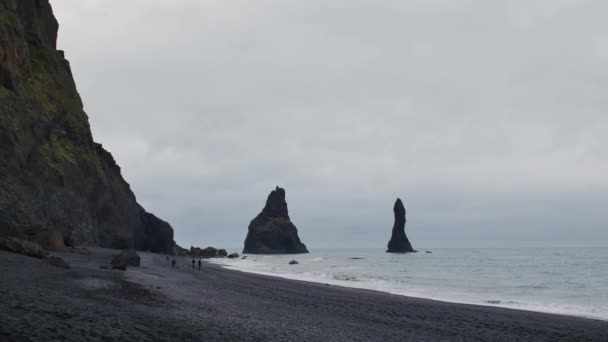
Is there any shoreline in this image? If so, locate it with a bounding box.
[209,258,608,322]
[2,248,607,341]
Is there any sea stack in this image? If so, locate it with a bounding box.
[386,198,415,253]
[243,187,308,254]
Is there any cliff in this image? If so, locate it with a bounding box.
[243,187,308,254]
[386,198,415,253]
[0,0,173,253]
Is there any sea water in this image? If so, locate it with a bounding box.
[210,247,608,320]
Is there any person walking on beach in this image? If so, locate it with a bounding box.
[192,258,195,269]
[171,259,176,269]
[198,259,202,271]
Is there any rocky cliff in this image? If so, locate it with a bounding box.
[0,0,174,253]
[243,187,308,254]
[386,198,415,253]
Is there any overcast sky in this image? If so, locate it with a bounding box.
[51,0,607,249]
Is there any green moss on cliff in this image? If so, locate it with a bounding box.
[0,0,174,253]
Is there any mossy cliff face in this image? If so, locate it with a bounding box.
[0,0,174,253]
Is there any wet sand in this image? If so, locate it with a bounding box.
[1,248,606,342]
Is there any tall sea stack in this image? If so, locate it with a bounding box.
[0,0,174,253]
[243,187,308,254]
[386,198,415,253]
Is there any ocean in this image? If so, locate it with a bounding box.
[210,247,608,320]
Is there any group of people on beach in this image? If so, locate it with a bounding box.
[165,255,203,271]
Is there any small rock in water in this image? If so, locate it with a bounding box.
[228,253,240,259]
[99,265,110,269]
[289,260,299,265]
[112,265,127,271]
[486,300,501,304]
[348,257,364,260]
[425,251,432,254]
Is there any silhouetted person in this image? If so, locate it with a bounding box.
[198,259,202,271]
[171,259,176,269]
[192,258,195,269]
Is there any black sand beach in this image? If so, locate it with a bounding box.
[1,249,606,342]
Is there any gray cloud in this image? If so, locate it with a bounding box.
[51,0,608,248]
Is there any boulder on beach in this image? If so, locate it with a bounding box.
[174,242,189,256]
[47,256,70,269]
[289,260,299,265]
[34,229,66,252]
[386,198,416,253]
[243,186,308,254]
[0,237,47,258]
[111,249,141,267]
[190,246,203,257]
[201,247,219,258]
[228,253,239,259]
[190,246,229,258]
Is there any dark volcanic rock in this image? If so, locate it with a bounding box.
[46,256,69,269]
[191,246,220,258]
[289,260,299,265]
[34,229,66,251]
[0,237,47,258]
[201,247,219,258]
[227,253,239,259]
[190,246,203,257]
[189,246,231,258]
[386,198,416,253]
[173,242,189,256]
[243,187,308,254]
[111,249,141,267]
[0,1,174,253]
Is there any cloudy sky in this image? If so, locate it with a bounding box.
[51,0,607,249]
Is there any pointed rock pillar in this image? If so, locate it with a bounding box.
[386,198,416,253]
[243,186,309,254]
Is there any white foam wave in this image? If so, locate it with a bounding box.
[208,256,608,321]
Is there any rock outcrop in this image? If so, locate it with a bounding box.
[111,250,141,267]
[0,0,174,253]
[227,253,239,259]
[0,236,47,258]
[47,256,69,269]
[189,246,230,258]
[243,187,308,254]
[34,229,66,251]
[173,242,189,256]
[386,198,416,253]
